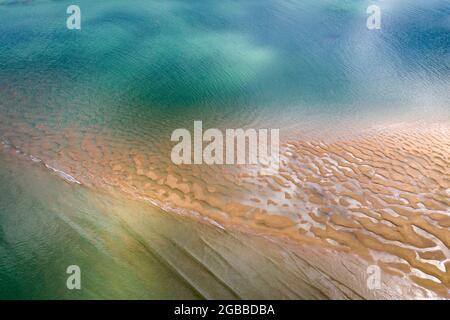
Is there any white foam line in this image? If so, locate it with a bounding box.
[45,164,81,185]
[29,155,41,163]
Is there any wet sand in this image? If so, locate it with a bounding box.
[1,120,449,298]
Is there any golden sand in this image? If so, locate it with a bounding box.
[1,120,449,298]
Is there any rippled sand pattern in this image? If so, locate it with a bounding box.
[1,120,449,298]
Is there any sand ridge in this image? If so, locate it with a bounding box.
[0,119,449,298]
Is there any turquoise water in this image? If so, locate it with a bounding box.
[0,0,449,299]
[1,0,449,134]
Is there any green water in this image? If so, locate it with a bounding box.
[0,149,203,299]
[1,0,449,299]
[0,147,343,299]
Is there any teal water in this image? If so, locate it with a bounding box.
[0,0,449,299]
[1,0,449,134]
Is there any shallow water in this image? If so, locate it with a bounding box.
[0,0,449,299]
[1,0,449,132]
[0,148,379,300]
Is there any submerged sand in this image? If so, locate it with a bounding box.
[1,120,449,298]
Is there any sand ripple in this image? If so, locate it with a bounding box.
[1,120,449,298]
